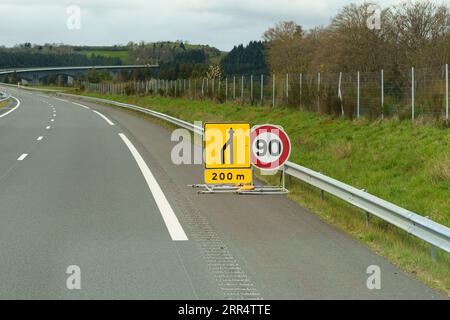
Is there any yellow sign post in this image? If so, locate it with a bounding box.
[204,123,252,185]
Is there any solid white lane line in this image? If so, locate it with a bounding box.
[72,102,90,110]
[0,96,20,119]
[54,98,68,103]
[92,110,114,126]
[118,133,188,241]
[17,154,28,161]
[37,136,43,141]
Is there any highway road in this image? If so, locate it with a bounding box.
[0,86,445,299]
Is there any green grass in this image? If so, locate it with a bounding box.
[75,92,450,295]
[0,99,9,109]
[21,84,71,92]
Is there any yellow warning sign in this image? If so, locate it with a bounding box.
[204,123,251,169]
[204,169,253,185]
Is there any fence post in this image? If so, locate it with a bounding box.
[250,75,253,102]
[272,74,276,107]
[225,77,228,101]
[261,74,264,103]
[299,73,302,107]
[381,69,384,120]
[317,72,321,112]
[412,67,415,121]
[191,78,198,99]
[338,72,344,117]
[241,75,244,99]
[218,78,221,97]
[286,73,289,101]
[357,71,360,118]
[446,64,448,127]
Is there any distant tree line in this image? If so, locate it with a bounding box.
[126,41,221,79]
[0,51,122,69]
[220,41,268,75]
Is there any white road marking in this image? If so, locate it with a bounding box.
[54,98,68,103]
[72,102,90,110]
[93,110,114,126]
[17,154,28,161]
[51,119,55,122]
[37,136,43,141]
[0,96,20,119]
[118,133,188,241]
[46,126,51,130]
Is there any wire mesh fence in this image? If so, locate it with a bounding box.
[82,65,449,124]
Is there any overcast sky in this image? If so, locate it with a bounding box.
[0,0,445,51]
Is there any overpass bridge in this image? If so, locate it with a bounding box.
[0,64,159,83]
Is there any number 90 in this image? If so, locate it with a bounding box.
[255,139,281,157]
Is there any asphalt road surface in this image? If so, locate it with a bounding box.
[0,86,445,300]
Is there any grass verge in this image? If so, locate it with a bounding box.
[74,92,450,295]
[0,99,10,109]
[21,85,70,92]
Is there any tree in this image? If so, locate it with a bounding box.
[263,21,308,74]
[220,41,268,75]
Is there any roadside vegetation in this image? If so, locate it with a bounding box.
[0,99,9,108]
[74,91,450,295]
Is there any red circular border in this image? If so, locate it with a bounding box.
[251,125,291,170]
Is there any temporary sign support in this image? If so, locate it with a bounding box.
[189,167,288,195]
[189,123,291,195]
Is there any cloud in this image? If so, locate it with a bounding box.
[0,0,443,50]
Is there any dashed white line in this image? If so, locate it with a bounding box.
[54,98,68,103]
[118,133,188,241]
[17,154,28,161]
[37,136,43,141]
[51,119,55,122]
[46,126,51,130]
[92,110,114,126]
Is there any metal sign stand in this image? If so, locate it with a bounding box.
[189,166,289,195]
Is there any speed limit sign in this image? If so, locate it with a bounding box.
[251,125,291,170]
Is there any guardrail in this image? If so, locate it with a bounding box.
[57,93,450,258]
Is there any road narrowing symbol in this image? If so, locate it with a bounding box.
[204,123,251,169]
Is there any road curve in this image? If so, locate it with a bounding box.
[0,86,445,299]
